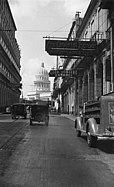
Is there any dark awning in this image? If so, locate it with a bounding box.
[45,39,97,57]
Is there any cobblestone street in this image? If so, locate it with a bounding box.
[0,114,114,186]
[0,114,28,176]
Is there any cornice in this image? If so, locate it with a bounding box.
[76,0,99,38]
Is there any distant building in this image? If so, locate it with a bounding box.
[27,63,51,101]
[0,0,21,112]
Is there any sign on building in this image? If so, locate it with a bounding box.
[45,40,97,57]
[49,69,75,77]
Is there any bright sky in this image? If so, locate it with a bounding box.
[8,0,90,97]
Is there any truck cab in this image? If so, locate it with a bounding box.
[30,101,49,126]
[75,94,114,147]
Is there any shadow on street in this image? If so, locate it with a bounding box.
[97,140,114,154]
[81,135,114,154]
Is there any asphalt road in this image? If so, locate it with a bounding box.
[0,114,114,186]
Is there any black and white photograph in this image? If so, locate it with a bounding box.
[0,0,114,186]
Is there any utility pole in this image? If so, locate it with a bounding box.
[74,76,77,116]
[74,12,81,116]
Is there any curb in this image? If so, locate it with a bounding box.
[61,114,76,122]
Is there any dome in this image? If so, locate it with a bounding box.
[27,62,51,99]
[37,62,48,77]
[34,62,50,93]
[35,62,49,82]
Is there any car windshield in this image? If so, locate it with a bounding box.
[12,104,24,110]
[32,105,48,111]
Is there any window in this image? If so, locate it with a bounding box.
[91,19,94,36]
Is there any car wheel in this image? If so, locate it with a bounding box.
[30,119,32,125]
[45,121,48,126]
[76,129,81,137]
[24,115,27,119]
[87,133,97,147]
[45,116,49,126]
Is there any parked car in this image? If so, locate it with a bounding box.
[11,103,27,119]
[30,101,49,126]
[75,94,114,147]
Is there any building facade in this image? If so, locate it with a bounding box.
[46,0,114,115]
[62,0,114,115]
[0,0,21,112]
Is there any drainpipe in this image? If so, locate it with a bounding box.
[74,76,77,116]
[110,26,113,91]
[111,14,114,91]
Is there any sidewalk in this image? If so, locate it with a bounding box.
[61,114,76,122]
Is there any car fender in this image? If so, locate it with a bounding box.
[86,118,98,135]
[75,116,82,130]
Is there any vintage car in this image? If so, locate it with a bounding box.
[30,101,49,126]
[11,103,27,119]
[75,93,114,147]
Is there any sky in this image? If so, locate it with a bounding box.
[8,0,90,97]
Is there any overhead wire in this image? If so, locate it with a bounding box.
[16,30,69,33]
[47,21,73,37]
[45,11,108,37]
[16,11,108,39]
[15,20,73,37]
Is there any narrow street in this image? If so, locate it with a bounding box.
[1,1,114,186]
[0,114,114,186]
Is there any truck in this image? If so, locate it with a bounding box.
[11,103,27,119]
[75,93,114,147]
[29,100,49,126]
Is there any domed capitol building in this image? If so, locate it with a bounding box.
[27,63,51,101]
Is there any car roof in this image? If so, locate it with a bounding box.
[12,103,26,106]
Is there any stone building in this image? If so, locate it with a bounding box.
[63,0,114,115]
[0,0,21,112]
[27,63,51,101]
[46,0,114,115]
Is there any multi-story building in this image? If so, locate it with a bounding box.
[62,0,114,115]
[0,0,21,112]
[46,0,114,115]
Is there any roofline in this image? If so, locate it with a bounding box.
[7,0,17,31]
[67,21,76,40]
[76,0,99,38]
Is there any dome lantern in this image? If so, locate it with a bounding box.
[41,62,44,68]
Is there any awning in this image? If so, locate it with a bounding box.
[45,39,97,57]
